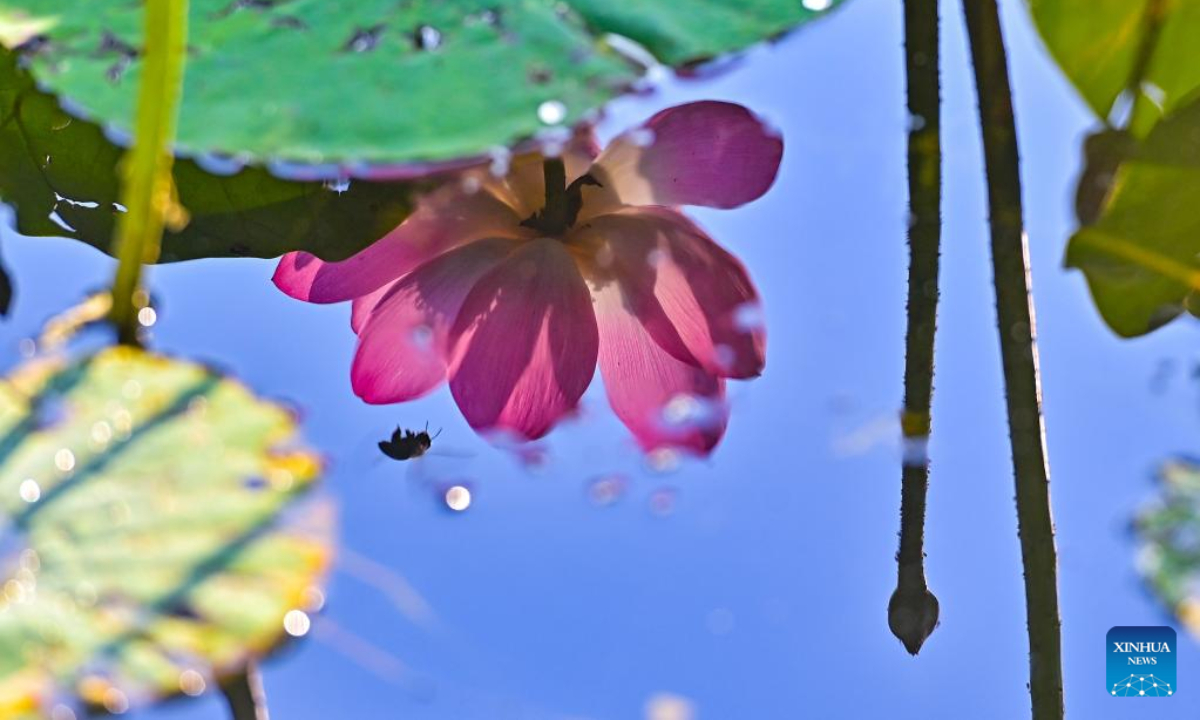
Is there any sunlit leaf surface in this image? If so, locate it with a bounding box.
[1135,458,1200,638]
[1064,96,1200,336]
[0,0,842,167]
[0,50,412,262]
[0,346,331,718]
[1030,0,1200,135]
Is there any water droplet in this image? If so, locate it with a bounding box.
[802,0,833,10]
[733,302,765,332]
[91,421,113,445]
[536,126,570,157]
[646,448,680,474]
[18,338,35,358]
[344,25,384,53]
[488,147,511,177]
[645,692,696,720]
[538,99,567,125]
[323,176,351,193]
[587,474,628,506]
[19,479,40,503]
[102,688,129,715]
[137,306,157,327]
[460,175,482,194]
[55,448,76,472]
[414,25,442,51]
[648,488,678,516]
[907,113,926,131]
[646,248,668,268]
[122,379,142,399]
[410,324,434,351]
[301,586,325,612]
[662,394,701,426]
[179,670,206,697]
[713,344,736,371]
[901,436,929,467]
[444,485,472,512]
[50,705,76,720]
[283,608,312,636]
[628,128,656,147]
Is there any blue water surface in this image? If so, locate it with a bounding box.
[3,0,1198,717]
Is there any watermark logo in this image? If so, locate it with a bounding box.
[1107,626,1176,697]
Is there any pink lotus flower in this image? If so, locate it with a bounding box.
[274,101,781,455]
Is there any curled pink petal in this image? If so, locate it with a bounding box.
[573,207,765,379]
[589,101,782,210]
[352,239,518,404]
[448,239,598,439]
[595,283,727,455]
[272,183,525,304]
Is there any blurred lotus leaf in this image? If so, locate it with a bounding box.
[0,0,842,168]
[0,49,413,262]
[0,346,332,718]
[1029,0,1200,136]
[1064,96,1200,337]
[1134,458,1200,637]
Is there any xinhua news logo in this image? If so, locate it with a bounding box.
[1107,626,1176,697]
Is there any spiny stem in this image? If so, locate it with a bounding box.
[220,664,269,720]
[962,1,1064,717]
[108,0,189,345]
[890,0,941,657]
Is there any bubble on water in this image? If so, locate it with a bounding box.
[323,176,351,193]
[301,586,326,612]
[901,436,929,467]
[410,324,435,351]
[19,479,40,503]
[283,609,311,637]
[645,448,680,474]
[18,338,35,358]
[55,448,76,472]
[907,113,926,131]
[536,126,571,157]
[91,421,113,445]
[122,379,142,399]
[648,487,678,516]
[645,693,696,720]
[137,307,157,327]
[488,147,512,177]
[103,688,129,715]
[628,128,656,147]
[444,485,472,512]
[179,669,206,697]
[587,474,628,506]
[646,248,668,268]
[50,705,76,720]
[538,99,568,125]
[414,25,442,51]
[460,175,483,194]
[733,302,765,333]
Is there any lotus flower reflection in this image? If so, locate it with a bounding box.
[274,101,781,454]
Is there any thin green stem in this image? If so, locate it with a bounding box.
[889,0,941,657]
[1122,0,1167,129]
[108,0,189,345]
[962,1,1063,718]
[220,664,269,720]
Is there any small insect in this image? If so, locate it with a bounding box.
[378,423,442,461]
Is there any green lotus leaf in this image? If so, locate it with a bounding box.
[0,0,843,167]
[0,346,332,718]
